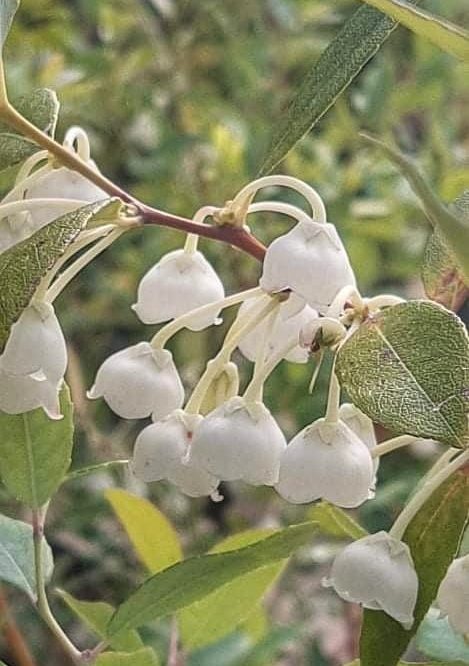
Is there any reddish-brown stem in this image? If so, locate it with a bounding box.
[0,585,37,666]
[0,104,267,263]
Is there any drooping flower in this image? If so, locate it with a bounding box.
[327,531,418,629]
[188,396,287,485]
[0,301,67,418]
[437,555,469,635]
[275,418,374,507]
[88,342,184,420]
[1,162,107,252]
[132,249,225,330]
[259,219,356,313]
[131,410,219,497]
[238,295,317,364]
[339,403,379,480]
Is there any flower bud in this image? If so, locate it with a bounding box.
[132,249,225,330]
[259,219,356,313]
[131,410,219,497]
[238,296,317,364]
[275,418,374,507]
[188,396,287,486]
[88,342,184,420]
[326,531,418,629]
[339,403,379,479]
[437,555,469,635]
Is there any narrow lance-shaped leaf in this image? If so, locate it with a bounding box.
[0,386,73,507]
[0,198,121,352]
[357,0,469,61]
[105,489,182,574]
[178,529,285,650]
[359,472,469,666]
[361,133,469,283]
[259,3,419,174]
[421,191,469,309]
[0,513,53,601]
[58,590,143,653]
[107,521,318,636]
[308,501,368,540]
[336,301,469,448]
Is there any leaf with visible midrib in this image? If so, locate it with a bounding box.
[107,521,318,636]
[260,3,419,174]
[0,513,53,600]
[308,501,368,540]
[95,648,159,666]
[0,89,59,136]
[336,301,469,448]
[357,0,469,61]
[0,198,120,352]
[0,386,73,507]
[359,472,469,666]
[178,529,285,649]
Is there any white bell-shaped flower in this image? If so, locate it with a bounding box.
[131,410,219,497]
[88,342,184,420]
[326,531,418,629]
[0,301,67,418]
[24,163,107,228]
[132,249,225,331]
[238,296,318,364]
[259,219,356,313]
[0,163,107,252]
[339,403,379,479]
[275,418,374,507]
[1,301,67,379]
[188,396,287,486]
[437,555,469,635]
[0,370,63,419]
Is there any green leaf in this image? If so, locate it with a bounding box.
[0,0,19,50]
[359,472,469,666]
[0,132,37,171]
[307,501,368,540]
[0,89,60,136]
[0,198,119,352]
[96,648,159,666]
[259,3,418,174]
[357,0,469,61]
[240,605,269,642]
[416,609,469,664]
[0,386,73,507]
[67,460,129,482]
[0,513,53,600]
[107,521,318,636]
[58,590,143,653]
[421,192,469,308]
[179,530,285,649]
[336,301,469,448]
[362,134,469,283]
[105,489,182,574]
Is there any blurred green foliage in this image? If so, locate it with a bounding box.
[0,1,468,664]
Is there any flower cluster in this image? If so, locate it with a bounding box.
[3,157,461,635]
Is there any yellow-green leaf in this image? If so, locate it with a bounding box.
[96,648,159,666]
[179,530,284,649]
[58,590,143,653]
[358,0,469,61]
[105,489,182,574]
[307,501,368,540]
[107,521,318,636]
